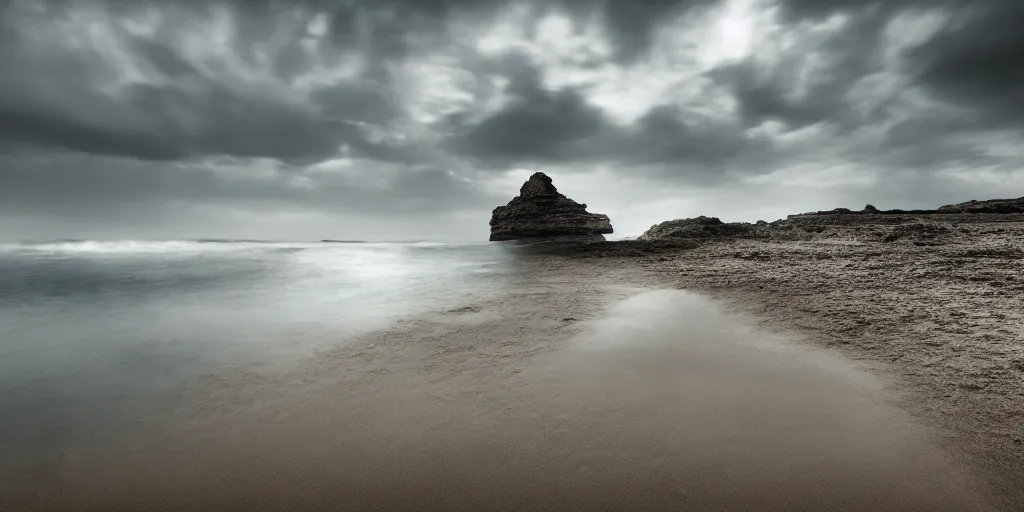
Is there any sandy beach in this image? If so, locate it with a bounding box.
[3,246,1016,511]
[625,217,1024,509]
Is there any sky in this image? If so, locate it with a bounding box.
[1,0,1022,241]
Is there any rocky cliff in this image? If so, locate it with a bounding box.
[489,172,613,242]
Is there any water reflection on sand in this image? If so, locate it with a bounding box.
[3,288,1001,511]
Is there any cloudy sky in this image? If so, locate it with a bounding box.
[1,0,1022,241]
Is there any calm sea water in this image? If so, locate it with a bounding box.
[0,240,518,463]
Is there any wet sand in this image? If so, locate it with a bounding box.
[631,220,1024,508]
[2,262,1003,511]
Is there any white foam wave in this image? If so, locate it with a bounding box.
[0,240,306,255]
[409,241,452,248]
[0,239,493,256]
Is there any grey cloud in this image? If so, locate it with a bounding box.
[0,153,501,219]
[0,1,398,163]
[0,80,366,162]
[442,51,780,181]
[706,63,831,130]
[707,6,893,132]
[700,0,1024,178]
[331,0,722,62]
[0,154,501,241]
[272,0,723,64]
[772,0,1024,124]
[0,0,730,165]
[905,2,1024,122]
[772,0,950,21]
[620,106,777,173]
[598,0,721,62]
[442,53,610,165]
[446,88,606,162]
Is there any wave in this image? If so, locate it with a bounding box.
[194,238,285,244]
[409,241,452,248]
[0,240,305,254]
[0,239,488,255]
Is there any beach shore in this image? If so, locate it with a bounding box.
[5,246,1016,510]
[618,218,1024,509]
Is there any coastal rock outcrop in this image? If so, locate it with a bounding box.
[936,197,1024,214]
[489,172,613,241]
[788,196,1024,218]
[638,216,766,241]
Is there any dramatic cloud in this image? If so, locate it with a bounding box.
[1,0,1022,241]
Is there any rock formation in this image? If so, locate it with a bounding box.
[638,216,765,241]
[637,194,1024,244]
[488,172,613,241]
[936,197,1024,214]
[788,196,1024,218]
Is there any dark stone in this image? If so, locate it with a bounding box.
[488,172,613,242]
[787,196,1024,218]
[936,197,1024,214]
[638,216,766,240]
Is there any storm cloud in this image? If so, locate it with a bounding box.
[1,0,1022,241]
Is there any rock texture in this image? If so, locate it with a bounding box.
[489,172,613,241]
[638,216,764,241]
[638,196,1024,243]
[631,222,1024,510]
[787,196,1024,217]
[937,197,1024,214]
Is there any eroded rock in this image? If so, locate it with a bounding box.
[638,216,766,240]
[488,172,613,241]
[936,197,1024,214]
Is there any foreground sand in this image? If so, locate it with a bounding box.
[3,254,1013,511]
[615,220,1024,509]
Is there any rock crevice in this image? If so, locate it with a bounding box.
[489,172,613,242]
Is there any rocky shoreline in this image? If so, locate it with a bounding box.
[489,173,1024,507]
[533,206,1024,509]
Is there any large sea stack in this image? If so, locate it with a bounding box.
[489,172,613,242]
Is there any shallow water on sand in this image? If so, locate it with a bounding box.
[2,287,1000,511]
[0,240,516,468]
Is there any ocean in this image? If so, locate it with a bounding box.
[0,240,519,465]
